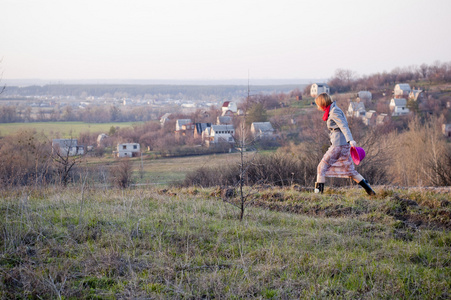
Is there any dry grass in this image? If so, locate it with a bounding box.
[1,185,450,299]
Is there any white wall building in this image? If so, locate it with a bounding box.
[160,113,172,127]
[394,84,411,97]
[442,124,451,137]
[347,102,366,118]
[221,101,238,115]
[52,139,84,156]
[363,110,377,126]
[390,98,410,116]
[116,143,140,158]
[210,125,235,144]
[176,119,193,131]
[310,83,330,98]
[251,122,274,139]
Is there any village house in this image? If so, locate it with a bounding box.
[394,84,411,98]
[52,139,84,156]
[363,110,377,126]
[347,102,366,118]
[221,101,237,115]
[175,119,192,131]
[206,125,235,146]
[389,98,410,116]
[194,123,211,139]
[310,83,330,98]
[160,113,172,127]
[409,88,424,101]
[250,122,275,139]
[115,143,140,158]
[442,124,451,137]
[97,133,108,147]
[175,122,195,141]
[376,113,389,125]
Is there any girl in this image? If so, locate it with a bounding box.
[314,93,375,195]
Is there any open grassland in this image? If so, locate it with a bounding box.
[84,152,243,185]
[1,186,450,299]
[0,122,139,138]
[139,153,242,184]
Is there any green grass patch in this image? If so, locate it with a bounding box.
[0,186,450,298]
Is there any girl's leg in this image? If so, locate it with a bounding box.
[351,173,376,195]
[315,146,341,194]
[351,174,363,183]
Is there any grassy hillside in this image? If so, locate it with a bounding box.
[1,186,450,298]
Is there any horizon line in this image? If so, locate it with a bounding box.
[3,78,325,87]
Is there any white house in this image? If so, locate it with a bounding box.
[175,119,192,131]
[363,110,377,126]
[409,88,424,101]
[390,98,409,116]
[160,113,172,127]
[97,134,108,147]
[358,91,372,101]
[194,123,211,139]
[210,125,235,144]
[442,124,451,137]
[52,139,84,156]
[116,143,140,158]
[221,101,238,115]
[310,83,330,98]
[347,102,366,118]
[251,122,274,139]
[394,84,411,97]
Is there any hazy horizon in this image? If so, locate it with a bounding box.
[2,78,320,87]
[2,0,451,82]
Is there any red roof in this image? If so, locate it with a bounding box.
[222,101,230,108]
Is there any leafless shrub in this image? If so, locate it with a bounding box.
[387,116,450,186]
[182,151,317,188]
[110,158,134,188]
[0,130,53,188]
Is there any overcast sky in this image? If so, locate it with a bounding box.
[2,0,451,82]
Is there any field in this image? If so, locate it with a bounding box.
[139,153,242,185]
[83,152,243,186]
[1,185,450,299]
[0,122,139,138]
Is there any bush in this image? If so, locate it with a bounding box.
[110,159,134,188]
[182,152,316,188]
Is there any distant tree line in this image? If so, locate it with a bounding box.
[1,84,300,99]
[0,104,165,123]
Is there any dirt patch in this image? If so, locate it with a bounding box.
[249,192,451,230]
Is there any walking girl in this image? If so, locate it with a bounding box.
[314,93,376,195]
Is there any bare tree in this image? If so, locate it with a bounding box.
[110,158,134,188]
[221,82,262,221]
[51,139,84,186]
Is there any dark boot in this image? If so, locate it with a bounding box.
[358,179,376,195]
[314,182,324,194]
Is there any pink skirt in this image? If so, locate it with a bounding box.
[317,145,359,179]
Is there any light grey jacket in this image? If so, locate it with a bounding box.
[326,102,353,146]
